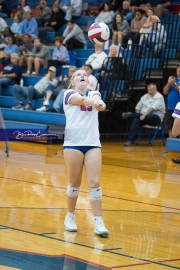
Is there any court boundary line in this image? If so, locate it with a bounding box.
[0,224,179,269]
[0,207,180,214]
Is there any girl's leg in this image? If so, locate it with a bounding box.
[63,149,84,231]
[117,32,126,46]
[112,31,117,45]
[84,148,109,236]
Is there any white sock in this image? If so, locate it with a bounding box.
[27,70,30,74]
[67,212,74,216]
[94,216,102,222]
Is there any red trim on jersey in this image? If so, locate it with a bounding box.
[65,91,77,104]
[173,109,180,115]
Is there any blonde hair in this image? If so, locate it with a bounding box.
[68,69,87,89]
[108,45,120,57]
[152,15,160,22]
[68,66,77,89]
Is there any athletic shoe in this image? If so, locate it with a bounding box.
[124,141,134,147]
[24,104,32,110]
[43,100,49,106]
[36,106,48,112]
[94,219,109,237]
[12,104,24,110]
[64,214,77,232]
[172,158,180,164]
[122,112,131,119]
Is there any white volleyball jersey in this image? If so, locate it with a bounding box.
[63,89,102,147]
[172,102,180,119]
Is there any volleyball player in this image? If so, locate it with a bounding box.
[63,69,109,237]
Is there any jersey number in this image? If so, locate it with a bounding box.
[80,105,92,111]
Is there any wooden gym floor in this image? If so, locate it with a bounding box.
[0,140,180,270]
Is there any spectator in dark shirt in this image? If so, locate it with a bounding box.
[0,53,21,95]
[18,34,33,67]
[38,3,65,39]
[0,0,11,18]
[110,0,123,12]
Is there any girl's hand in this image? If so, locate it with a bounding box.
[94,99,106,111]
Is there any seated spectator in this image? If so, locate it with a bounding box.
[38,3,65,39]
[85,44,107,70]
[18,34,33,67]
[36,66,76,111]
[22,38,51,76]
[122,9,146,46]
[95,2,114,25]
[141,0,171,19]
[112,13,130,47]
[96,45,123,90]
[62,20,86,51]
[48,37,69,68]
[11,13,23,34]
[141,16,167,57]
[12,66,58,110]
[48,66,77,113]
[0,0,11,18]
[171,102,180,164]
[55,0,70,14]
[110,0,123,12]
[17,11,38,41]
[0,53,21,94]
[0,27,14,48]
[82,64,98,91]
[0,35,19,66]
[36,0,51,27]
[129,0,150,14]
[114,1,133,23]
[62,0,82,21]
[17,0,31,20]
[122,83,166,146]
[139,7,155,45]
[0,17,7,34]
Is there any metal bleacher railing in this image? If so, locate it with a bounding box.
[100,13,180,101]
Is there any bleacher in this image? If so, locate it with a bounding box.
[1,1,180,139]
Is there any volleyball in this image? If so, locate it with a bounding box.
[88,22,110,44]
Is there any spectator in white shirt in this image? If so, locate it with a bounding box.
[85,44,107,70]
[122,83,166,146]
[0,17,7,33]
